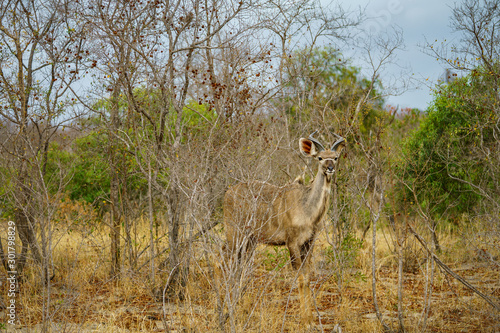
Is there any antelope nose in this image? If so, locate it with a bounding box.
[327,166,334,172]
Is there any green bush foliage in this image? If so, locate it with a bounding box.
[398,70,498,216]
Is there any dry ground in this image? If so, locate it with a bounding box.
[2,220,499,332]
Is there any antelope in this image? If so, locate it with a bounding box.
[223,131,346,324]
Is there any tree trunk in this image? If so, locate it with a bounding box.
[15,178,42,275]
[109,87,122,278]
[430,219,441,253]
[162,185,186,300]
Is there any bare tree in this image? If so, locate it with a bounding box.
[0,0,87,274]
[0,0,88,330]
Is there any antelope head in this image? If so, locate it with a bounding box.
[299,131,345,181]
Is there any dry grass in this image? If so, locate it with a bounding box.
[5,217,500,332]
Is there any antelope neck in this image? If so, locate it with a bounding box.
[304,169,331,216]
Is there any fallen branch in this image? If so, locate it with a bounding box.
[408,224,500,311]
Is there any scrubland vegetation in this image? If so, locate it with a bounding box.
[0,0,499,332]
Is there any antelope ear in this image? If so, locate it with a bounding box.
[299,138,318,157]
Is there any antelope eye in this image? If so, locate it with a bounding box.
[318,157,323,161]
[335,157,338,161]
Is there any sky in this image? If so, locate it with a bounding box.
[341,0,460,110]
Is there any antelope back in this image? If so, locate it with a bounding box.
[224,181,306,243]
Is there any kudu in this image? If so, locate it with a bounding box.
[223,131,346,324]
